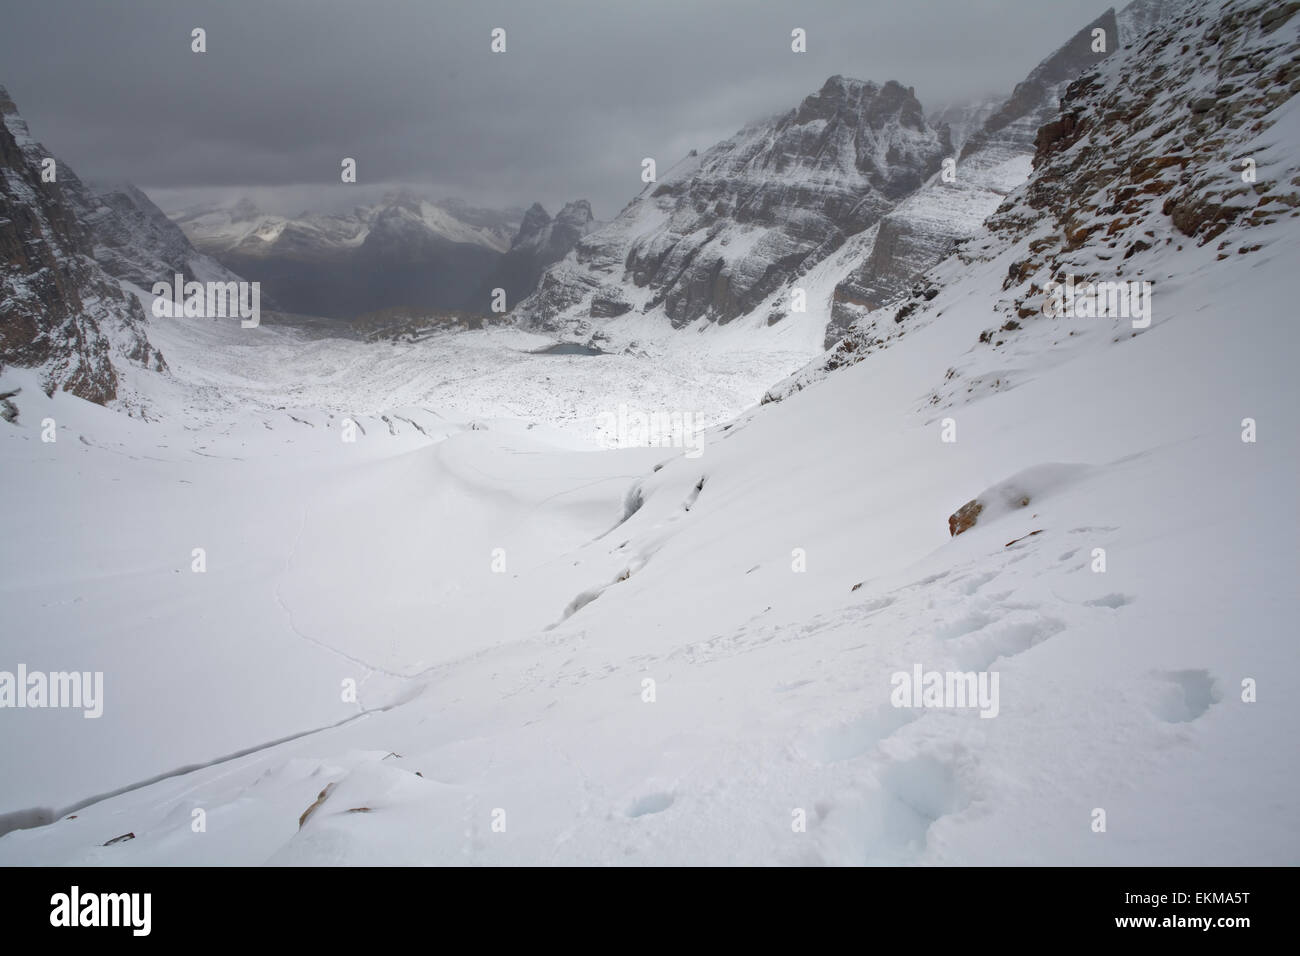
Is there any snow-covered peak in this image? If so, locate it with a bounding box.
[513,75,950,337]
[773,0,1299,405]
[173,192,523,260]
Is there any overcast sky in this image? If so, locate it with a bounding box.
[1,0,1112,219]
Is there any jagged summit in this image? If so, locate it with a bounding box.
[795,76,928,134]
[820,2,1159,348]
[513,203,553,248]
[478,198,598,308]
[513,75,949,335]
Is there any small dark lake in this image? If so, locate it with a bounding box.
[532,343,606,356]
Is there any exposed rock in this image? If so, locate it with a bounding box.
[1005,529,1045,547]
[71,182,243,290]
[0,387,18,423]
[589,289,632,318]
[298,782,336,828]
[514,77,950,334]
[1004,0,1300,269]
[478,199,598,308]
[825,8,1119,349]
[949,499,984,536]
[960,8,1119,162]
[0,85,163,405]
[770,0,1296,405]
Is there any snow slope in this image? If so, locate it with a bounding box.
[2,205,1293,861]
[1,0,1296,866]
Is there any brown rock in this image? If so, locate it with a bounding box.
[948,499,984,537]
[298,783,336,829]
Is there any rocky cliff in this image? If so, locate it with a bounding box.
[513,76,951,337]
[767,0,1298,403]
[0,85,163,405]
[823,7,1123,347]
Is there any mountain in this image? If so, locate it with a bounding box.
[957,8,1121,163]
[477,200,598,309]
[1116,0,1191,40]
[171,193,526,319]
[928,98,1004,156]
[69,181,242,290]
[3,0,1295,867]
[768,0,1294,402]
[0,85,163,406]
[176,192,520,259]
[512,77,951,337]
[821,7,1128,347]
[511,2,1181,353]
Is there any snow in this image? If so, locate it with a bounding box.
[1,0,1296,866]
[171,195,517,259]
[2,164,1296,861]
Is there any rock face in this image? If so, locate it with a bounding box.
[767,0,1298,406]
[0,104,241,292]
[927,98,1004,156]
[476,200,597,310]
[513,76,950,335]
[172,192,525,319]
[958,9,1121,162]
[0,85,163,405]
[823,7,1121,348]
[72,182,242,290]
[992,0,1299,294]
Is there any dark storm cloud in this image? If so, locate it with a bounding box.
[0,0,1112,217]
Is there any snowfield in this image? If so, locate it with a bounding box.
[1,190,1295,862]
[2,0,1298,866]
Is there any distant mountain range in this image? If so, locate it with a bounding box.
[513,0,1185,350]
[168,193,597,319]
[1,0,1196,407]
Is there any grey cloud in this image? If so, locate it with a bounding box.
[1,0,1113,217]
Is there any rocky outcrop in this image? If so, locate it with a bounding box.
[513,77,950,334]
[996,0,1299,288]
[948,500,984,536]
[0,85,163,405]
[767,0,1298,407]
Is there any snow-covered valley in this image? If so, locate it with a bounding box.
[2,0,1298,868]
[3,183,1296,862]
